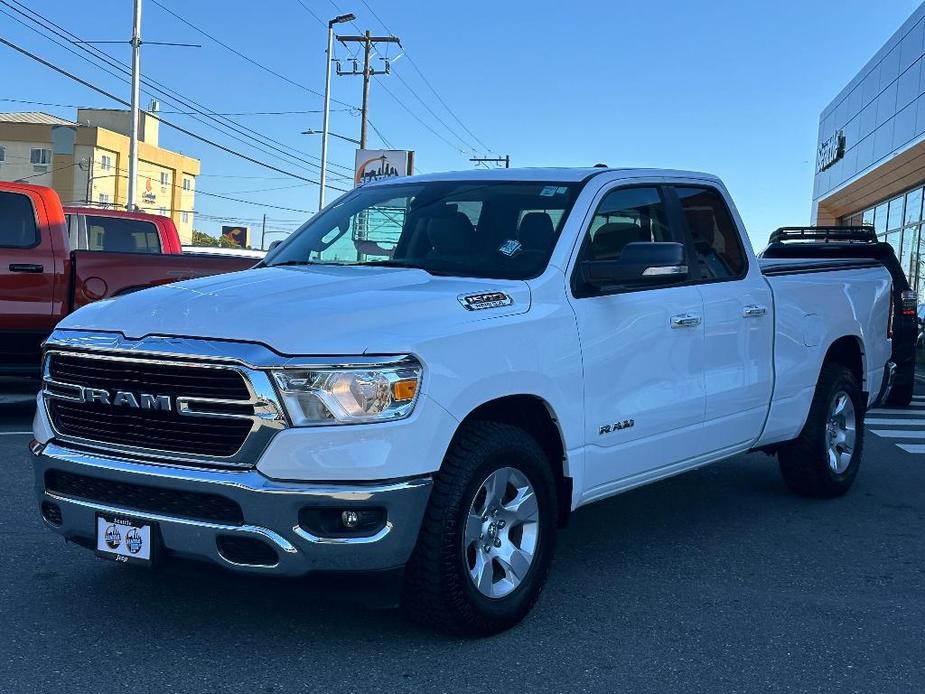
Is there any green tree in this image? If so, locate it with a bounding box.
[191,230,218,247]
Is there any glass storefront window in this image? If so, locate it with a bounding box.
[863,208,875,226]
[901,226,916,281]
[884,231,902,262]
[888,196,905,230]
[905,188,923,226]
[874,203,889,234]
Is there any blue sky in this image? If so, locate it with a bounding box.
[2,0,922,249]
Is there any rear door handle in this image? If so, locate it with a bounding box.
[9,263,44,273]
[742,304,768,318]
[670,313,702,328]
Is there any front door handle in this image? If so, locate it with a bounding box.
[670,313,702,329]
[742,304,768,318]
[9,263,44,273]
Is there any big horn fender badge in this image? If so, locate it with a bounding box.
[458,292,514,311]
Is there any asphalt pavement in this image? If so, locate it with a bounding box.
[1,387,924,693]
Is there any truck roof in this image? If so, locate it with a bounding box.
[364,166,723,186]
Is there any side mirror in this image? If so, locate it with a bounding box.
[581,242,688,288]
[268,240,283,251]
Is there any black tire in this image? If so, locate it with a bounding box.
[885,374,914,407]
[778,363,865,498]
[401,421,558,636]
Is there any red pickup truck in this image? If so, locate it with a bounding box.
[0,182,258,375]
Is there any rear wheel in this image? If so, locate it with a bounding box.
[401,421,557,636]
[778,363,864,498]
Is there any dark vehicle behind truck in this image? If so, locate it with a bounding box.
[763,225,917,405]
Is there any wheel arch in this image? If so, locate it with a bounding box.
[822,334,865,392]
[453,394,571,527]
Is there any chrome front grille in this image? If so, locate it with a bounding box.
[42,348,286,469]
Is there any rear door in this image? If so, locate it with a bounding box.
[0,189,61,370]
[670,184,774,452]
[567,184,707,499]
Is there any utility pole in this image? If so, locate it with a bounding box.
[261,213,266,251]
[470,155,511,169]
[336,31,401,149]
[127,0,142,211]
[319,13,355,210]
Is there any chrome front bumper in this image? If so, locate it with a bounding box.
[33,443,432,576]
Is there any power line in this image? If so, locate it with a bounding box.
[149,0,356,109]
[374,76,468,155]
[0,97,354,115]
[0,35,348,194]
[1,1,355,179]
[355,0,493,153]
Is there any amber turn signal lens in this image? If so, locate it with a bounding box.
[392,379,418,402]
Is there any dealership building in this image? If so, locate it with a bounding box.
[0,109,199,243]
[813,3,925,291]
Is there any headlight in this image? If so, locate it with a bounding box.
[271,359,422,426]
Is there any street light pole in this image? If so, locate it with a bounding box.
[127,0,142,211]
[319,13,355,211]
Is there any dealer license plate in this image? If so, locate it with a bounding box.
[95,515,154,565]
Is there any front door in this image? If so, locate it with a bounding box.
[0,189,58,369]
[567,185,706,500]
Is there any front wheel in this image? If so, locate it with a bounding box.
[401,421,558,636]
[778,363,864,498]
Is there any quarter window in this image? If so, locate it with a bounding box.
[579,187,671,262]
[0,191,39,248]
[675,186,746,280]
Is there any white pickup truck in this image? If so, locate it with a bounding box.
[31,168,897,635]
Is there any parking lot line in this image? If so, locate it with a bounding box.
[0,432,32,436]
[897,443,925,454]
[867,408,925,416]
[871,429,925,438]
[865,417,925,425]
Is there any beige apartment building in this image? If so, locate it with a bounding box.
[0,109,200,243]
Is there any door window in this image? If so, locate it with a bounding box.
[580,187,672,262]
[84,215,161,253]
[675,186,747,281]
[0,192,38,248]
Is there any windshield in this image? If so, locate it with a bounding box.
[263,180,581,279]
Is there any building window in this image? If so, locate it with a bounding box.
[0,145,5,163]
[887,196,905,231]
[30,148,51,165]
[181,211,190,224]
[100,154,113,172]
[98,193,110,207]
[160,172,169,187]
[182,177,192,191]
[905,188,923,226]
[159,207,167,217]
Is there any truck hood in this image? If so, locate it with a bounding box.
[58,265,531,355]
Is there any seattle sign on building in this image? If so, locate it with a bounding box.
[354,149,415,187]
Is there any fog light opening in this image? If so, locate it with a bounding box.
[299,507,386,539]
